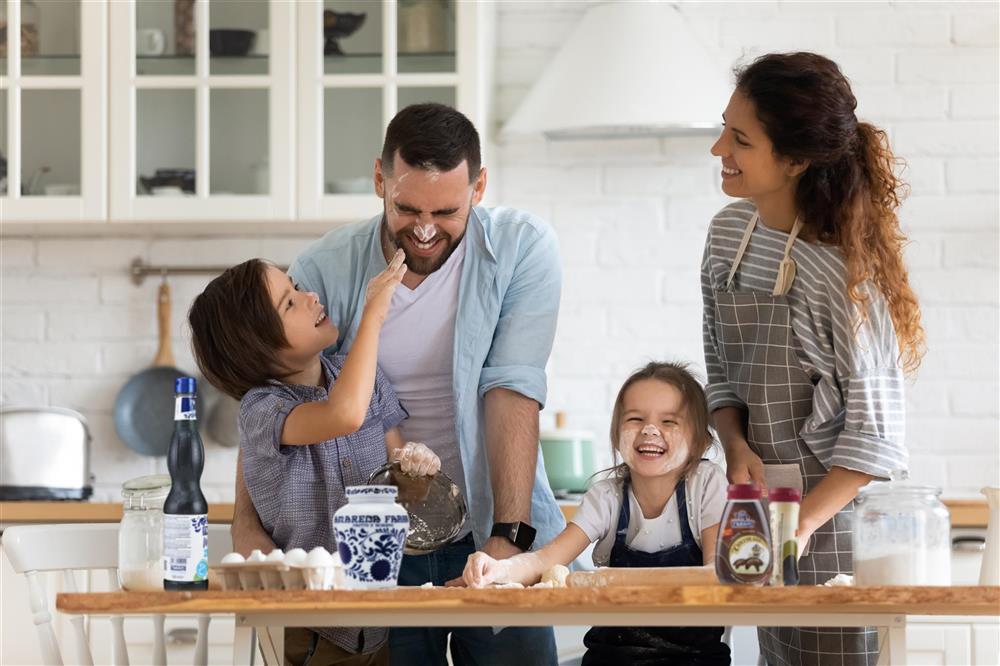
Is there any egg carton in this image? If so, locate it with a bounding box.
[213,548,345,591]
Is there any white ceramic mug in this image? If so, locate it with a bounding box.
[136,28,166,56]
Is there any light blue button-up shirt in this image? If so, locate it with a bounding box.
[288,206,566,550]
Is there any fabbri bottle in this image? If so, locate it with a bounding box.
[163,377,209,591]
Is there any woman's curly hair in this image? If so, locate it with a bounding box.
[737,52,926,373]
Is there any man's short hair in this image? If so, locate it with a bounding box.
[381,103,481,183]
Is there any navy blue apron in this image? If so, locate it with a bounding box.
[581,477,731,666]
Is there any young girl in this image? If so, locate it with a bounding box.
[189,250,440,666]
[702,52,925,666]
[463,362,731,666]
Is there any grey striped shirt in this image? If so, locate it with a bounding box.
[701,199,907,479]
[240,354,407,653]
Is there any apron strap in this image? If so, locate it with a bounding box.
[724,213,804,296]
[724,213,758,290]
[772,217,804,296]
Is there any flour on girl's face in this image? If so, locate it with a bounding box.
[618,422,690,478]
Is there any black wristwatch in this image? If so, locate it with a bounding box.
[491,521,536,551]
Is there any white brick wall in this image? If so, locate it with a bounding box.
[494,1,999,493]
[0,1,996,501]
[0,234,319,501]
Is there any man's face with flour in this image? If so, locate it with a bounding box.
[375,153,487,277]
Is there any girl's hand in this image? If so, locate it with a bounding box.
[463,551,510,588]
[364,249,407,323]
[392,442,441,477]
[725,438,767,496]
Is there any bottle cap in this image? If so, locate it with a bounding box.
[175,377,197,394]
[726,483,761,500]
[768,487,801,503]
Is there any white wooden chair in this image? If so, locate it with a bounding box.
[3,522,232,666]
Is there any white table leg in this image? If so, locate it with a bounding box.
[233,620,254,666]
[257,625,283,666]
[878,616,907,666]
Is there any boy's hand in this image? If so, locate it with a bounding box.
[392,441,441,477]
[364,249,407,323]
[463,551,510,588]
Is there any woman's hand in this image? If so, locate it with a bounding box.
[725,438,767,495]
[364,249,407,323]
[392,441,441,477]
[463,551,511,588]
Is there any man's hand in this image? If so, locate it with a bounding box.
[392,441,441,477]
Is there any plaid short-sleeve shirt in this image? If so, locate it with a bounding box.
[240,354,407,653]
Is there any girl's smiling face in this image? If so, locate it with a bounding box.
[264,265,339,369]
[617,379,693,479]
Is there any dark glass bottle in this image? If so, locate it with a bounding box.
[716,483,772,585]
[163,377,209,591]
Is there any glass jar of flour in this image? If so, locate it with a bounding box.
[118,474,171,591]
[853,471,951,586]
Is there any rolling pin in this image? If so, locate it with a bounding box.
[566,566,719,587]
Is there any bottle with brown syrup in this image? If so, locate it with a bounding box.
[716,483,772,585]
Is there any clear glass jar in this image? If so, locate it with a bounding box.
[118,474,171,591]
[853,472,951,586]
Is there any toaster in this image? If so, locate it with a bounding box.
[0,407,94,500]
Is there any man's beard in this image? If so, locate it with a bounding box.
[381,210,467,276]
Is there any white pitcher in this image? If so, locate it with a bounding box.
[980,486,1000,585]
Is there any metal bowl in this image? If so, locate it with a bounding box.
[367,462,467,555]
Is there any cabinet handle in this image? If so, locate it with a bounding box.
[951,536,986,552]
[166,627,198,645]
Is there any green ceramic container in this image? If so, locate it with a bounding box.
[540,428,596,493]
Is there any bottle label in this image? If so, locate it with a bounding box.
[174,396,196,421]
[727,534,771,578]
[163,514,208,582]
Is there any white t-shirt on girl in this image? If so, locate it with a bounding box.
[570,461,728,567]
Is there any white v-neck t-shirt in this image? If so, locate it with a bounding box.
[378,238,469,533]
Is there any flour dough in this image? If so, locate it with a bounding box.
[540,564,570,588]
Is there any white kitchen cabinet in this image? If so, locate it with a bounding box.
[0,0,107,222]
[296,0,494,221]
[3,0,492,225]
[108,0,295,222]
[906,617,1000,666]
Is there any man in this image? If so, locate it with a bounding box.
[231,103,563,665]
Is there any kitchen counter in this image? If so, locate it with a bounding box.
[2,499,988,526]
[57,585,1000,666]
[0,502,235,524]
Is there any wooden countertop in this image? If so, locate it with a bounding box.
[57,585,1000,618]
[2,499,989,527]
[0,502,235,524]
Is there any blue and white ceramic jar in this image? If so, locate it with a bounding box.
[333,485,409,589]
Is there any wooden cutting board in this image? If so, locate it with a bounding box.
[567,566,719,587]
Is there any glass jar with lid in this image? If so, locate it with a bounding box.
[118,474,171,591]
[852,471,951,586]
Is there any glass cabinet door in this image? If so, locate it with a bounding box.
[1,0,106,222]
[298,0,481,222]
[109,0,293,221]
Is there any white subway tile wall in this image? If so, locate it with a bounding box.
[0,1,996,501]
[493,1,999,489]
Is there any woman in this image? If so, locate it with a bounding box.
[701,52,925,666]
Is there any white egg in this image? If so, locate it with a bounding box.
[247,549,267,563]
[265,548,285,562]
[305,546,334,567]
[284,548,308,567]
[221,552,245,565]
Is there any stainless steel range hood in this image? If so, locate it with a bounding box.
[501,2,732,141]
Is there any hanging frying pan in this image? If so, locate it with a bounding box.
[113,279,187,456]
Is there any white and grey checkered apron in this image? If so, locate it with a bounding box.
[714,214,879,666]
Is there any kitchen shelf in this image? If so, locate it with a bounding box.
[5,54,81,76]
[325,52,456,75]
[136,54,270,77]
